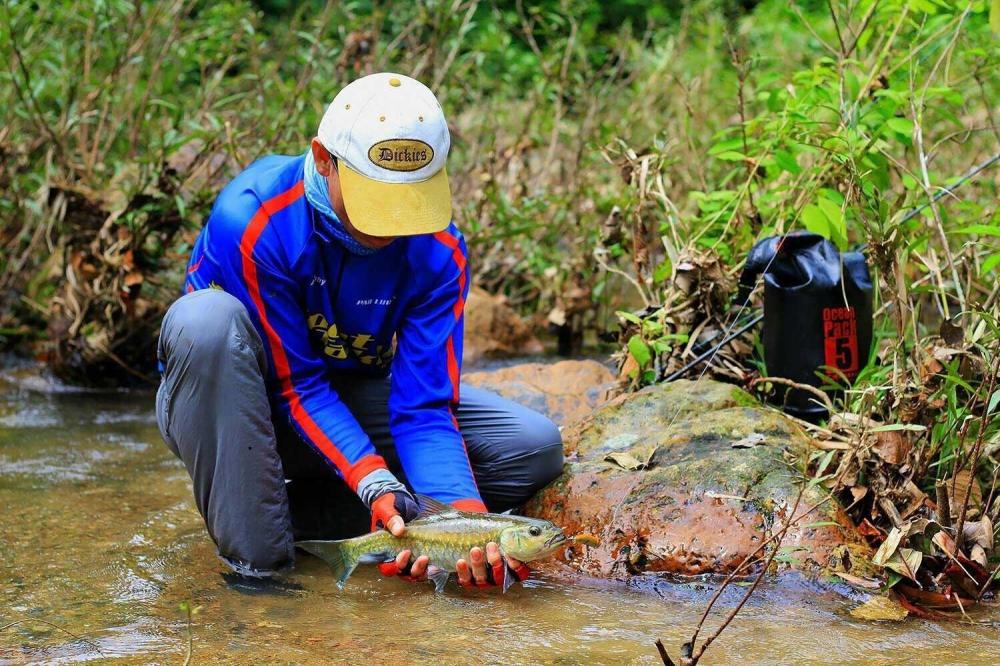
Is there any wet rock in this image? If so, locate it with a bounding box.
[463,360,615,426]
[525,379,872,579]
[462,287,543,363]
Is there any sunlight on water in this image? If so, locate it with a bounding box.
[1,369,997,665]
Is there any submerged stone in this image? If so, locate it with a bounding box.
[525,379,871,580]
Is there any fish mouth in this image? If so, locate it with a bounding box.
[544,532,569,549]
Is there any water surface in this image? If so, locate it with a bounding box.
[1,367,997,665]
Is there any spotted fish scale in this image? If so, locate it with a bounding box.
[349,513,515,571]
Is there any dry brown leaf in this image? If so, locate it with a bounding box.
[850,485,869,504]
[849,595,909,621]
[604,452,645,471]
[961,516,993,552]
[949,469,982,520]
[872,527,903,566]
[931,346,964,361]
[900,480,927,519]
[731,432,766,448]
[834,572,882,589]
[932,530,958,557]
[874,430,911,465]
[884,548,923,581]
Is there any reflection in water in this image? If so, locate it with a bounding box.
[1,369,998,665]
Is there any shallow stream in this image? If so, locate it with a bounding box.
[1,367,997,664]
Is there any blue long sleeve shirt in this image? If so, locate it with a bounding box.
[183,152,484,510]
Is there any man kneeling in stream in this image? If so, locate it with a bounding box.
[154,73,563,588]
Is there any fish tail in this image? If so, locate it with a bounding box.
[297,540,360,590]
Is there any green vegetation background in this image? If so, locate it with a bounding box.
[1,0,997,392]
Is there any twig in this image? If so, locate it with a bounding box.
[936,480,953,529]
[751,376,836,414]
[655,639,676,666]
[688,486,819,664]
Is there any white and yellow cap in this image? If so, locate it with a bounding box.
[317,72,451,237]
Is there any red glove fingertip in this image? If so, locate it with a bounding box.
[370,493,399,532]
[491,561,506,586]
[490,561,531,587]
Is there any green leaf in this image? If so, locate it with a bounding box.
[886,570,903,588]
[616,311,644,325]
[708,138,745,155]
[886,117,914,135]
[817,196,847,250]
[988,389,1000,415]
[627,334,652,369]
[992,0,1000,33]
[870,423,927,432]
[981,253,1000,275]
[774,150,802,175]
[801,204,830,239]
[653,259,672,283]
[955,224,1000,237]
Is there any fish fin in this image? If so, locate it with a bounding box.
[427,565,450,593]
[415,494,459,518]
[501,561,517,594]
[296,540,359,590]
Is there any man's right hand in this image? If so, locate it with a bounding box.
[355,468,420,537]
[370,490,419,537]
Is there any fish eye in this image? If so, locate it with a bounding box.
[529,526,541,537]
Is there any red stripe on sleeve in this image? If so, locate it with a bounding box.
[433,230,468,404]
[445,337,460,403]
[239,181,385,490]
[433,231,482,501]
[433,231,467,320]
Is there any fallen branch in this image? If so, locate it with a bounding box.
[751,376,835,414]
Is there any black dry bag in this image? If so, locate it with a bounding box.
[738,232,873,421]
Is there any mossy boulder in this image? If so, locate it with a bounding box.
[526,379,871,579]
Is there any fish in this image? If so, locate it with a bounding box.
[296,495,568,593]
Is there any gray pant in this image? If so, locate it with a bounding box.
[155,289,563,574]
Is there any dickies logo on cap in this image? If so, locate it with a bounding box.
[368,139,434,172]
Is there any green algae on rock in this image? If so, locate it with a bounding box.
[526,379,873,580]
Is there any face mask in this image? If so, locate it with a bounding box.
[303,149,378,257]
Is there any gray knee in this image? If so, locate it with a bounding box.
[521,413,564,489]
[159,290,263,373]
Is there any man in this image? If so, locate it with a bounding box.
[155,73,563,588]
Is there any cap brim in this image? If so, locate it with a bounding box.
[339,163,452,237]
